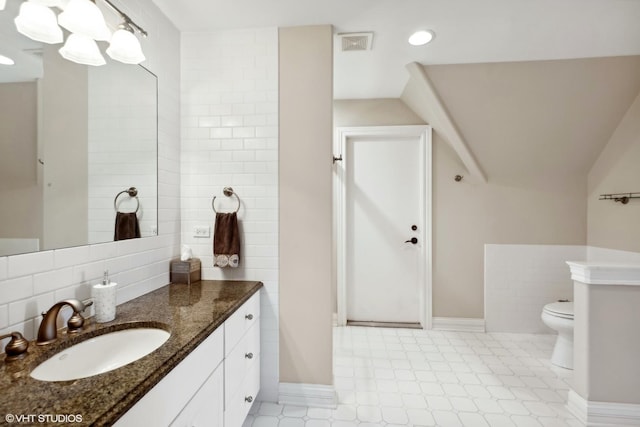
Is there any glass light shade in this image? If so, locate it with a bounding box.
[0,54,14,65]
[59,33,106,66]
[14,1,64,44]
[58,0,111,41]
[107,28,145,64]
[408,30,435,46]
[0,0,6,11]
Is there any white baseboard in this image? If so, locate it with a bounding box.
[432,317,485,332]
[278,382,338,409]
[568,389,640,426]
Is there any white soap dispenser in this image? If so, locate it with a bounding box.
[92,270,117,323]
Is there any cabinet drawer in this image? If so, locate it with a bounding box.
[224,361,260,427]
[225,320,260,406]
[225,292,260,356]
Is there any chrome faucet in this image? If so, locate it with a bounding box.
[37,299,93,345]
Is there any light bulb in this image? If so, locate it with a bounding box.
[0,54,15,65]
[408,30,435,46]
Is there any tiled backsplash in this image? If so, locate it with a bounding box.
[0,237,176,340]
[180,28,279,402]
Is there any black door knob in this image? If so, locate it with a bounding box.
[405,237,418,244]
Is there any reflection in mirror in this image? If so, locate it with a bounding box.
[0,2,157,256]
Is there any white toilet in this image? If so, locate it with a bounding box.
[541,301,574,369]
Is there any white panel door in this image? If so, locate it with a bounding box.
[346,135,423,323]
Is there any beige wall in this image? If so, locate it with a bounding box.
[399,56,640,318]
[334,98,424,127]
[41,46,88,250]
[279,25,334,385]
[587,90,640,252]
[0,82,41,240]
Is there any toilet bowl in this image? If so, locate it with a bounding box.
[541,301,574,369]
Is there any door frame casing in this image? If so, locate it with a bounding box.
[333,125,433,329]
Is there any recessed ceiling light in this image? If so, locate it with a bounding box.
[408,30,435,46]
[0,54,15,65]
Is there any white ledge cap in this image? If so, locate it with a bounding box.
[566,261,640,285]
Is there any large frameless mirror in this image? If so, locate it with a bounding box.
[0,1,158,256]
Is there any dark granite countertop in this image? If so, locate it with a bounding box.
[0,280,262,426]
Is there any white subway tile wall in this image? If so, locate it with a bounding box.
[484,245,586,333]
[0,0,181,352]
[180,28,279,402]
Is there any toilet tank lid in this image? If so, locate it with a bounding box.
[544,301,574,317]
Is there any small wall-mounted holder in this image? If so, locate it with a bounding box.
[599,192,640,205]
[454,175,463,182]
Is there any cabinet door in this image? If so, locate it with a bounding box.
[170,365,223,427]
[114,328,223,427]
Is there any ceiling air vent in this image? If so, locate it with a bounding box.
[338,32,373,52]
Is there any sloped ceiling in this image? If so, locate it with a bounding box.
[401,56,640,185]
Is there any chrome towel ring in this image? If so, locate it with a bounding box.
[114,187,140,213]
[212,187,240,213]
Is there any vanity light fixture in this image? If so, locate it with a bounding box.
[408,30,435,46]
[8,0,148,66]
[14,1,64,44]
[0,54,15,65]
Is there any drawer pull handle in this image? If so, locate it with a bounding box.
[245,352,254,359]
[245,314,254,320]
[245,396,253,403]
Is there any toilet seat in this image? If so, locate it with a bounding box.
[543,302,574,319]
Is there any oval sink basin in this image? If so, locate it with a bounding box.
[30,328,170,382]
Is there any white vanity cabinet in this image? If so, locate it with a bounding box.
[115,292,260,427]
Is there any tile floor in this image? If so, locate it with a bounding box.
[244,326,583,427]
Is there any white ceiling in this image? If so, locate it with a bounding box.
[151,0,640,99]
